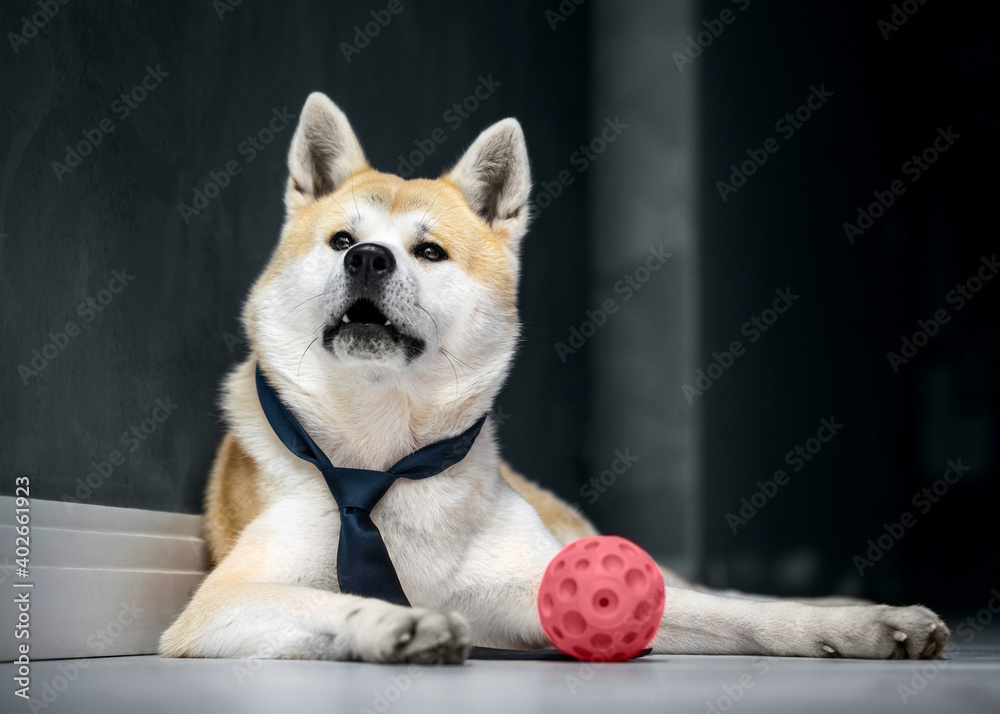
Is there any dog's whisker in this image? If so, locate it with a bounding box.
[292,320,329,379]
[415,303,441,343]
[413,302,480,378]
[326,192,350,217]
[440,348,460,399]
[297,335,320,378]
[442,348,481,376]
[423,202,464,226]
[350,178,363,227]
[284,293,326,317]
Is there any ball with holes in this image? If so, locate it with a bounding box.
[537,535,666,661]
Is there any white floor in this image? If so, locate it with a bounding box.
[5,638,1000,714]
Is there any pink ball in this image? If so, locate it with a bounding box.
[537,535,665,661]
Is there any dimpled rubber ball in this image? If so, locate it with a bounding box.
[537,535,665,661]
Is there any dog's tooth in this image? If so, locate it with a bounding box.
[342,314,351,323]
[384,320,391,326]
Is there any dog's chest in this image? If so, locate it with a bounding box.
[289,474,484,602]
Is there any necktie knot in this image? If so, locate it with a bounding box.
[319,464,397,512]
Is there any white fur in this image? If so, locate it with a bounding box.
[161,93,948,663]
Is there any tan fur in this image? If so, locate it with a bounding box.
[271,170,517,304]
[203,433,266,565]
[499,461,597,543]
[497,462,695,588]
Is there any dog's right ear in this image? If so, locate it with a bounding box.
[285,93,369,218]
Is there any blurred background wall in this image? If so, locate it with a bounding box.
[2,0,996,615]
[587,0,701,580]
[696,0,999,613]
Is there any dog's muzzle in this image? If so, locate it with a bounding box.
[322,246,425,361]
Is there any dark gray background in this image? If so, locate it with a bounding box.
[697,0,999,612]
[2,0,997,615]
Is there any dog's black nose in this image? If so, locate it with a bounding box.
[344,243,396,284]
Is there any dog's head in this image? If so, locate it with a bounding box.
[245,93,530,414]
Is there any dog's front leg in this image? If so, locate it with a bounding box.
[436,494,560,649]
[442,493,948,659]
[652,587,949,659]
[161,499,471,663]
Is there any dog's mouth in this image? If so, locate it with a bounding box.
[323,298,425,360]
[343,298,392,328]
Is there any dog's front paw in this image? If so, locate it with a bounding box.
[817,604,949,659]
[354,604,471,664]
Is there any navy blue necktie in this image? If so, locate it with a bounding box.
[255,365,486,606]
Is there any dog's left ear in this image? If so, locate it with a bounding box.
[444,118,531,248]
[285,92,369,219]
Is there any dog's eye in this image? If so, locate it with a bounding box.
[415,243,447,262]
[330,231,355,251]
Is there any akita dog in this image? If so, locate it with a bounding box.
[161,93,948,663]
